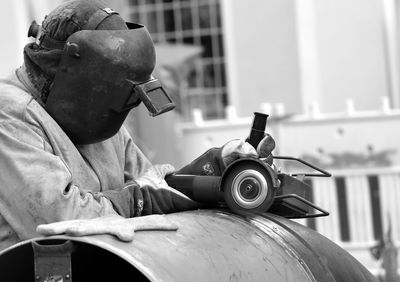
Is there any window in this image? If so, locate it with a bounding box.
[127,0,227,120]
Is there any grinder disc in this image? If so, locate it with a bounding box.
[223,161,275,212]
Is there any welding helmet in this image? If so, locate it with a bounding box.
[28,1,174,144]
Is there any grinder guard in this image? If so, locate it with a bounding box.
[221,158,279,212]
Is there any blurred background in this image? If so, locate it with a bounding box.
[2,0,400,280]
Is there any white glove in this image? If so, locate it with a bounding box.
[221,134,275,168]
[256,133,275,163]
[135,164,175,189]
[36,214,178,242]
[221,139,258,167]
[135,164,194,202]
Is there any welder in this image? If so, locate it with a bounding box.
[0,0,274,248]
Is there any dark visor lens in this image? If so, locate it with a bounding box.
[134,79,175,116]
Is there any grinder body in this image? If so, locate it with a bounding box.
[166,157,280,213]
[165,112,279,213]
[165,112,330,216]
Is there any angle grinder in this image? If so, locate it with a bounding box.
[165,112,279,213]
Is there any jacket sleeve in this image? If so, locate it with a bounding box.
[0,120,119,239]
[121,126,153,182]
[102,182,201,217]
[105,127,201,217]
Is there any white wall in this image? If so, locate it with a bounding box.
[0,1,27,77]
[278,113,400,168]
[222,0,394,117]
[172,105,400,169]
[313,0,389,113]
[221,0,301,118]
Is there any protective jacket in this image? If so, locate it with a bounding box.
[0,69,197,251]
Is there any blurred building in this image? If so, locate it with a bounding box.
[124,0,400,278]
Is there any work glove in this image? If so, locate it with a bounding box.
[102,164,202,217]
[221,133,275,167]
[176,134,275,176]
[135,164,175,189]
[256,133,275,164]
[135,164,196,202]
[36,214,178,242]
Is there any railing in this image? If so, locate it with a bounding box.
[293,167,400,275]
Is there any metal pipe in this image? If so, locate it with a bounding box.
[0,210,376,282]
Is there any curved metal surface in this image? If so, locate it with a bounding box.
[0,210,376,282]
[250,212,378,282]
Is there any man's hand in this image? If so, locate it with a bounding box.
[134,164,193,201]
[222,134,275,168]
[135,164,175,189]
[36,215,178,242]
[176,134,276,176]
[221,139,258,167]
[255,134,275,159]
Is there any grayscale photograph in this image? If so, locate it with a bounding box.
[0,0,398,281]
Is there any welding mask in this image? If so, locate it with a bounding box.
[43,23,174,144]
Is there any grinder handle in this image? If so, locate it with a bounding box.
[165,174,223,203]
[246,112,269,149]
